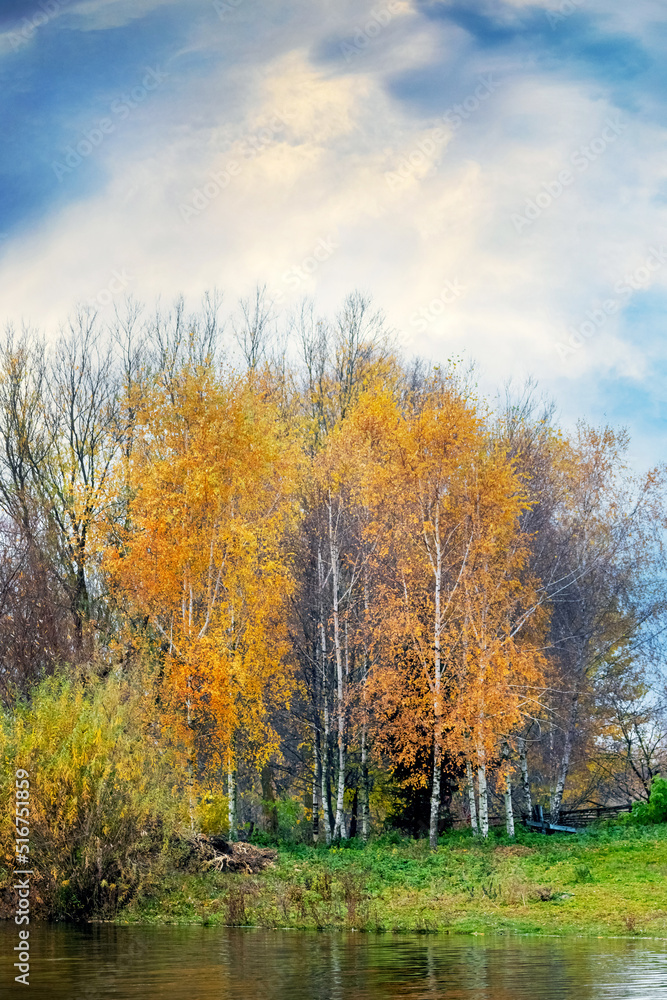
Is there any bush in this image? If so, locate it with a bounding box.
[631,777,667,825]
[275,796,306,838]
[196,792,229,836]
[0,669,181,920]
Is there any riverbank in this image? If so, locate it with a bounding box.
[119,824,667,937]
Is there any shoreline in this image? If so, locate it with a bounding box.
[109,825,667,939]
[5,918,667,942]
[4,824,666,936]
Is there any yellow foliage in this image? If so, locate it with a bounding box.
[105,366,299,785]
[0,669,180,919]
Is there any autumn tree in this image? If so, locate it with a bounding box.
[287,294,395,843]
[1,289,664,848]
[106,363,297,833]
[346,374,546,845]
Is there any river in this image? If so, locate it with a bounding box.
[2,925,667,999]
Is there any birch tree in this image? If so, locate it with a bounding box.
[106,365,297,824]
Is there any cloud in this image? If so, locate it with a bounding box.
[54,0,181,32]
[1,0,666,468]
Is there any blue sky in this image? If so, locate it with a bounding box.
[1,0,665,468]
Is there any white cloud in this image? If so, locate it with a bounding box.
[1,0,666,467]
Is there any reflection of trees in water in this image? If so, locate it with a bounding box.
[11,925,667,999]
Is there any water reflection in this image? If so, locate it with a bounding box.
[1,925,667,1000]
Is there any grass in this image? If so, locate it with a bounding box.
[118,822,667,937]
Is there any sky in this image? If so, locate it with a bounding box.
[1,0,666,468]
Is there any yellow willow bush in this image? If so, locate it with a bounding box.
[0,668,183,921]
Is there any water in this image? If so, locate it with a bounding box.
[1,925,667,1000]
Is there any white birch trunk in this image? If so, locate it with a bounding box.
[504,768,515,838]
[321,698,332,845]
[360,572,371,843]
[183,568,196,831]
[227,761,237,841]
[318,546,333,846]
[429,740,442,849]
[466,760,479,835]
[477,763,489,838]
[360,724,369,843]
[429,505,443,850]
[550,691,579,822]
[329,498,346,841]
[518,737,532,818]
[312,726,320,844]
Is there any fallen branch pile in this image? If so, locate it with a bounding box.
[191,834,277,874]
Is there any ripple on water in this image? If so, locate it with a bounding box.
[1,926,667,1000]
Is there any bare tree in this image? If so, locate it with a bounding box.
[0,517,78,704]
[234,284,273,371]
[147,289,223,396]
[495,385,667,820]
[0,313,122,647]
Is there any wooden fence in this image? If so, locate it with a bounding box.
[558,803,633,826]
[485,802,633,830]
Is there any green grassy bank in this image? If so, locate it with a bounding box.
[119,823,667,937]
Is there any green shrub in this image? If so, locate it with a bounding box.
[631,778,667,825]
[0,669,182,920]
[275,796,306,838]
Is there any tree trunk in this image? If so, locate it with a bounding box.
[548,718,555,804]
[360,574,371,843]
[429,505,443,850]
[322,699,334,842]
[186,689,196,832]
[551,691,579,822]
[360,722,370,843]
[261,764,278,833]
[466,760,479,835]
[429,739,442,849]
[73,554,89,649]
[477,763,489,838]
[518,736,532,818]
[227,761,237,841]
[318,546,333,846]
[329,498,346,841]
[504,767,515,838]
[312,726,320,844]
[349,785,358,839]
